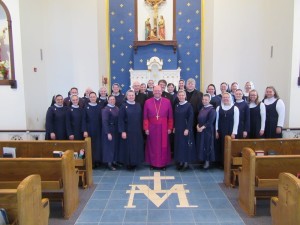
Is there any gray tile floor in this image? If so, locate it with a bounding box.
[74,165,257,225]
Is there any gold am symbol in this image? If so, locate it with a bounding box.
[125,172,198,208]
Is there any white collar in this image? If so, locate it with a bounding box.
[267,97,276,101]
[71,105,79,108]
[179,100,187,105]
[126,100,135,105]
[54,104,63,108]
[249,102,258,108]
[88,102,97,106]
[221,102,234,109]
[107,104,115,108]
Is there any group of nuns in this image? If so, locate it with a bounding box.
[45,80,285,170]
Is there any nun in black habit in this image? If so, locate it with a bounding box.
[118,90,144,170]
[82,92,102,167]
[173,90,196,171]
[66,94,84,140]
[102,95,120,170]
[45,94,68,140]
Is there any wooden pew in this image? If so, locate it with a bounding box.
[238,147,300,216]
[224,136,300,187]
[271,173,300,225]
[0,137,93,188]
[0,150,79,219]
[0,174,49,225]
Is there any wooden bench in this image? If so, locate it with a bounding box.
[224,136,300,187]
[271,173,300,225]
[0,137,93,188]
[238,147,300,216]
[0,150,79,219]
[0,174,49,225]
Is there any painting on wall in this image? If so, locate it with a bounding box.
[0,5,10,80]
[137,0,174,41]
[0,1,16,88]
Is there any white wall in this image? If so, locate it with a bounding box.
[0,0,27,130]
[203,0,297,127]
[289,0,300,127]
[19,0,47,130]
[0,0,109,130]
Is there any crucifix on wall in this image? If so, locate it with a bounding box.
[144,0,166,40]
[134,0,177,52]
[145,0,165,27]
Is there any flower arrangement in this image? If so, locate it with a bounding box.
[0,60,9,79]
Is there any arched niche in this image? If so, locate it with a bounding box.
[0,1,16,88]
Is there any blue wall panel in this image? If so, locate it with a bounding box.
[109,0,201,91]
[176,0,201,88]
[133,44,177,70]
[109,0,135,91]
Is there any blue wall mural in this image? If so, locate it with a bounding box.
[109,0,201,91]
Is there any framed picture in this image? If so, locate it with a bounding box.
[135,0,176,41]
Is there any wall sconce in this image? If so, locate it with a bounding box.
[102,76,108,86]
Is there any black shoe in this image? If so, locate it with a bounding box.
[176,163,183,170]
[127,165,135,171]
[131,165,136,170]
[113,162,123,168]
[150,166,154,170]
[161,167,166,171]
[180,165,189,172]
[107,165,116,171]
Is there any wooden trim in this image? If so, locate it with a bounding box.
[255,177,279,188]
[0,79,17,88]
[133,40,177,53]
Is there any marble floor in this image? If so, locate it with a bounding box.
[66,164,271,225]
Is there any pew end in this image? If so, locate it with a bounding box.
[0,174,49,225]
[0,150,79,219]
[271,173,300,225]
[224,136,300,187]
[239,147,300,217]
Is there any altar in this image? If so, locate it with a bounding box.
[129,56,181,88]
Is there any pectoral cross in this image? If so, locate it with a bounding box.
[156,115,159,120]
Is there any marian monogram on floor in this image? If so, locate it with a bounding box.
[125,172,198,208]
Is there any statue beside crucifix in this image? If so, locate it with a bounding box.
[144,0,166,41]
